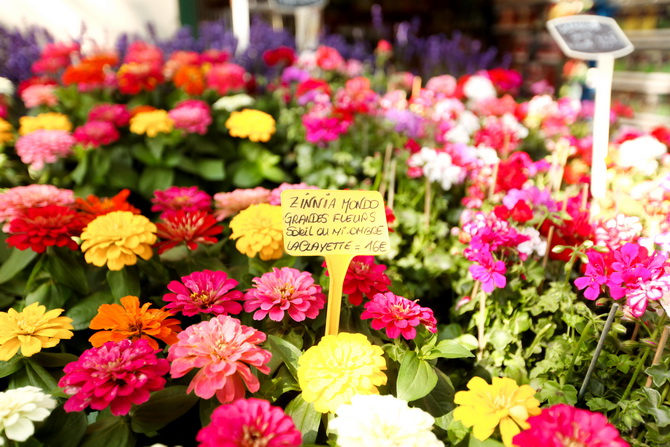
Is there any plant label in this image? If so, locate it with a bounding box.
[547,15,633,60]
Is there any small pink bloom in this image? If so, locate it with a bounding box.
[574,250,611,300]
[244,267,325,322]
[213,187,271,220]
[469,251,506,293]
[361,292,437,340]
[21,84,59,108]
[88,103,131,127]
[73,121,120,148]
[59,339,169,416]
[205,62,246,95]
[15,129,76,170]
[168,99,212,135]
[168,315,272,403]
[268,183,319,206]
[197,398,302,447]
[315,46,344,71]
[0,184,74,231]
[151,186,212,219]
[164,270,244,317]
[513,404,629,447]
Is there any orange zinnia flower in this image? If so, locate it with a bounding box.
[89,295,181,349]
[75,189,141,225]
[173,65,205,96]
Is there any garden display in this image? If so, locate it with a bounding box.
[0,17,669,447]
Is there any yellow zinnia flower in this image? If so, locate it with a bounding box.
[80,210,157,271]
[129,110,174,137]
[19,112,72,135]
[0,118,13,143]
[453,376,541,447]
[229,203,283,260]
[297,332,387,413]
[0,302,74,361]
[225,109,276,142]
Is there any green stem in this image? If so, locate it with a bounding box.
[561,320,593,386]
[525,323,554,360]
[621,314,668,402]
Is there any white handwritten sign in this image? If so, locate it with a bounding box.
[547,15,633,60]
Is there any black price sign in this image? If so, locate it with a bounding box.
[269,0,327,9]
[547,15,633,60]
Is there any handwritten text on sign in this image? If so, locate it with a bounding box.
[281,189,390,256]
[547,15,633,60]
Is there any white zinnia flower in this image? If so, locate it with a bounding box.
[0,77,14,97]
[617,135,667,176]
[329,394,444,447]
[212,93,254,112]
[0,386,56,444]
[463,75,496,102]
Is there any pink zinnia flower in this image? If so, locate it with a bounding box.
[21,84,58,108]
[244,267,325,322]
[302,114,350,145]
[88,103,131,127]
[168,99,212,135]
[168,315,272,403]
[324,256,391,306]
[268,183,319,206]
[151,186,212,219]
[59,339,169,416]
[205,62,247,95]
[164,270,244,317]
[154,210,222,254]
[0,184,74,231]
[15,129,76,170]
[213,187,271,220]
[197,398,302,447]
[73,121,120,148]
[468,251,507,293]
[361,292,437,340]
[513,404,629,447]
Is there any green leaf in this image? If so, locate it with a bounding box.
[0,356,25,378]
[489,329,514,351]
[31,352,79,368]
[26,282,71,310]
[70,151,90,185]
[0,248,37,284]
[9,358,59,392]
[107,268,140,299]
[66,291,115,330]
[413,367,456,418]
[396,351,437,401]
[196,158,226,181]
[79,416,135,447]
[45,248,89,295]
[538,380,577,406]
[469,436,505,447]
[36,405,87,447]
[586,397,618,413]
[231,161,263,187]
[640,388,670,428]
[199,398,219,427]
[423,339,474,360]
[267,334,302,381]
[285,394,320,445]
[138,166,174,198]
[130,386,199,434]
[646,364,670,388]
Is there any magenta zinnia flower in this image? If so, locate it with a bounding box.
[213,187,271,220]
[15,129,76,170]
[0,184,74,231]
[73,121,120,148]
[513,404,629,447]
[59,339,169,416]
[168,315,272,403]
[87,103,131,127]
[168,99,212,135]
[469,251,507,293]
[154,210,222,254]
[361,292,437,340]
[197,398,302,447]
[164,270,244,317]
[151,186,212,218]
[268,183,319,206]
[325,256,391,306]
[244,267,326,322]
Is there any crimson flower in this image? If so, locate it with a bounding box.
[6,205,83,253]
[361,292,437,340]
[155,210,222,254]
[324,256,391,306]
[164,270,243,317]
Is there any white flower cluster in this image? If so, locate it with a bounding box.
[0,77,14,97]
[517,227,547,258]
[445,110,480,144]
[408,147,464,191]
[617,135,667,176]
[329,394,444,447]
[212,93,255,112]
[0,386,56,445]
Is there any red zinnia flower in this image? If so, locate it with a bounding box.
[324,256,391,305]
[155,210,222,254]
[263,46,296,67]
[6,205,83,253]
[117,62,164,95]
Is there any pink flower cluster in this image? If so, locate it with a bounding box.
[164,270,244,317]
[73,121,120,148]
[59,339,169,416]
[168,99,212,135]
[88,104,131,127]
[152,186,212,219]
[575,243,670,317]
[15,129,76,170]
[213,187,270,220]
[21,84,58,108]
[268,183,319,206]
[0,184,74,231]
[361,292,437,340]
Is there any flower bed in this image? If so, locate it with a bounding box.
[0,19,669,447]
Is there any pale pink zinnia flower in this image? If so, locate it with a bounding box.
[595,214,643,251]
[164,269,244,317]
[213,187,271,220]
[361,292,437,340]
[168,99,212,135]
[197,398,302,447]
[244,267,326,322]
[168,315,272,403]
[59,339,169,416]
[268,182,319,206]
[0,184,74,231]
[73,121,120,148]
[151,186,212,219]
[15,129,76,170]
[21,84,58,108]
[87,103,131,127]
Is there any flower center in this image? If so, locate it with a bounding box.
[557,432,587,447]
[277,283,295,300]
[190,292,214,307]
[13,316,36,334]
[241,425,269,447]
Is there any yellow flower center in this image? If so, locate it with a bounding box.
[276,283,295,300]
[241,425,269,447]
